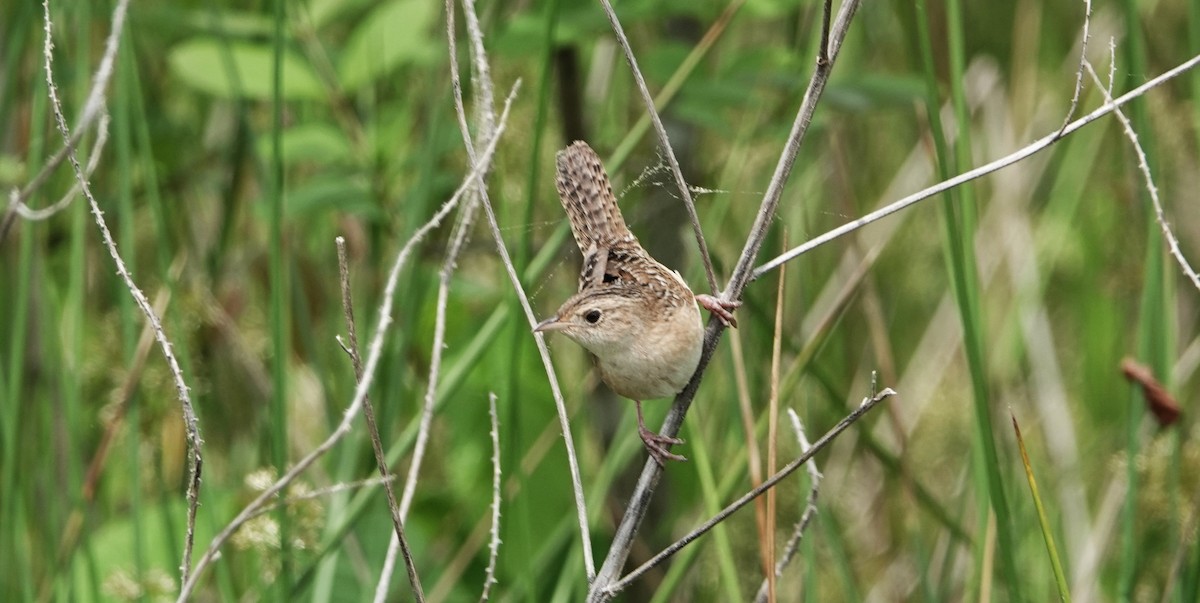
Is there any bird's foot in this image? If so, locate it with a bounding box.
[638,425,687,467]
[696,294,741,328]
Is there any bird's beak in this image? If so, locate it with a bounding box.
[534,316,568,333]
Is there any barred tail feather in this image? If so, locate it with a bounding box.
[555,141,635,251]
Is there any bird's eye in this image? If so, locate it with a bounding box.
[584,309,602,324]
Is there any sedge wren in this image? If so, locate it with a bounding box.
[535,141,738,466]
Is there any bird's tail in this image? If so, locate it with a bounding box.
[555,141,636,251]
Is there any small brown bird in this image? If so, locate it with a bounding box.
[535,141,738,466]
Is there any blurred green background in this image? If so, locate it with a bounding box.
[2,0,1198,600]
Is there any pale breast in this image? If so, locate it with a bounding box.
[596,299,705,401]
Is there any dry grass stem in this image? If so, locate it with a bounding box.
[12,113,110,221]
[376,0,505,593]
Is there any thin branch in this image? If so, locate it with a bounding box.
[479,392,502,603]
[39,0,205,588]
[753,51,1200,280]
[336,235,422,603]
[753,409,823,602]
[1083,56,1200,291]
[604,387,896,596]
[176,86,519,601]
[596,0,718,294]
[475,100,597,580]
[1058,0,1094,136]
[587,1,857,597]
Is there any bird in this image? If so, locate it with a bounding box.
[534,141,738,466]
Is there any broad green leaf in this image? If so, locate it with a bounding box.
[168,39,325,100]
[253,123,353,166]
[286,174,377,218]
[337,0,437,91]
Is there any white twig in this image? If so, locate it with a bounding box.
[176,85,519,602]
[476,113,596,580]
[753,51,1200,279]
[753,409,823,602]
[39,0,205,588]
[1083,55,1200,291]
[480,392,502,603]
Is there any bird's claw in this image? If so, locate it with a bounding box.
[638,425,687,467]
[696,294,741,328]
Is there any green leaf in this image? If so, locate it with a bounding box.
[254,123,353,166]
[168,39,325,100]
[286,174,378,218]
[337,0,437,91]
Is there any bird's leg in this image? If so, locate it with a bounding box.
[636,400,686,466]
[696,294,741,328]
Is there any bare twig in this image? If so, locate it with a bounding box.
[1083,55,1200,291]
[753,51,1200,279]
[604,387,896,596]
[475,106,597,580]
[38,0,205,588]
[597,0,718,294]
[753,409,823,602]
[587,1,858,597]
[176,86,518,601]
[1058,0,1094,136]
[335,236,422,603]
[480,392,502,603]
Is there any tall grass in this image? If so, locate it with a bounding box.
[1,0,1198,600]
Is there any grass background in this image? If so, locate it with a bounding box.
[2,0,1199,600]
